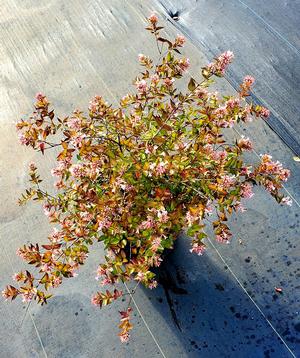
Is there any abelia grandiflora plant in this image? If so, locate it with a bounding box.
[3,14,291,342]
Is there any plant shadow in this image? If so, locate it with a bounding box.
[140,235,297,358]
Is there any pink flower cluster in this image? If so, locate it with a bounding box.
[138,216,155,230]
[69,163,85,178]
[281,196,292,206]
[243,75,255,86]
[259,154,290,181]
[18,133,30,145]
[190,243,206,255]
[67,116,81,130]
[164,78,174,87]
[206,51,234,76]
[222,175,236,189]
[240,182,254,199]
[237,136,253,151]
[216,228,232,244]
[178,58,190,73]
[151,236,162,252]
[175,35,186,47]
[148,13,158,25]
[97,217,112,231]
[136,79,147,93]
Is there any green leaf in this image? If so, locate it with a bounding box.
[166,52,172,62]
[188,78,196,91]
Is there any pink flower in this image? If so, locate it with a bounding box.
[70,271,78,278]
[151,237,162,252]
[52,276,62,288]
[71,134,85,148]
[97,218,112,230]
[157,208,168,223]
[54,180,64,189]
[205,51,234,76]
[151,74,159,85]
[237,136,253,151]
[211,150,227,161]
[164,78,174,87]
[216,235,229,244]
[279,168,290,182]
[243,75,255,87]
[95,266,106,280]
[42,203,53,217]
[175,35,186,47]
[241,166,252,176]
[214,106,227,119]
[69,164,84,178]
[204,204,213,215]
[217,51,234,74]
[178,58,190,73]
[12,272,23,282]
[148,13,158,24]
[29,162,36,171]
[226,98,240,109]
[91,294,101,306]
[260,107,270,119]
[67,116,81,130]
[41,263,53,273]
[259,155,290,182]
[264,180,276,193]
[281,196,292,206]
[186,211,197,226]
[155,161,167,175]
[190,243,206,256]
[49,228,60,243]
[2,288,11,301]
[51,163,64,177]
[242,104,253,122]
[139,216,154,230]
[18,133,29,145]
[138,53,146,63]
[241,182,254,199]
[195,87,208,99]
[135,272,145,281]
[216,230,232,244]
[153,255,163,267]
[100,277,112,286]
[119,332,130,343]
[148,280,158,289]
[22,292,34,303]
[35,92,44,101]
[136,79,147,93]
[222,175,236,189]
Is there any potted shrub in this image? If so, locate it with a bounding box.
[3,14,291,342]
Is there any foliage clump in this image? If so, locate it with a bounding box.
[3,14,291,342]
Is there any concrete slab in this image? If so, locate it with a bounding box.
[0,1,299,357]
[156,0,300,155]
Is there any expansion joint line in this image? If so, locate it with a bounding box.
[123,282,167,358]
[207,237,296,358]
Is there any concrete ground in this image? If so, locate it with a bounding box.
[0,1,299,357]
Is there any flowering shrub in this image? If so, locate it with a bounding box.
[3,14,291,342]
